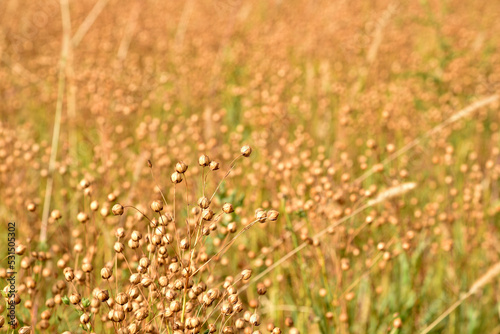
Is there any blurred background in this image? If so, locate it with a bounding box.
[1,0,500,333]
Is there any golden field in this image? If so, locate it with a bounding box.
[1,0,500,333]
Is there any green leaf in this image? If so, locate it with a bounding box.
[82,297,90,308]
[62,295,69,305]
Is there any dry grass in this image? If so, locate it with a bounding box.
[1,0,500,333]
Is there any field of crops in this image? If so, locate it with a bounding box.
[1,0,500,333]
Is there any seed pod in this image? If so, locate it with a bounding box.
[169,300,181,312]
[221,302,233,315]
[101,267,112,280]
[114,242,124,253]
[139,257,150,268]
[80,313,90,324]
[100,206,110,217]
[267,210,279,221]
[69,293,81,305]
[180,238,190,250]
[41,310,51,320]
[51,210,62,220]
[131,231,142,241]
[97,289,109,302]
[129,273,141,284]
[141,276,153,287]
[222,203,234,214]
[235,319,245,329]
[158,276,169,287]
[175,161,188,173]
[198,196,211,209]
[112,204,124,216]
[256,283,267,295]
[255,210,267,222]
[241,145,252,157]
[250,314,261,326]
[79,179,90,189]
[19,326,31,334]
[90,200,99,211]
[115,292,128,305]
[82,262,93,273]
[198,154,210,166]
[150,200,163,212]
[15,244,27,255]
[227,223,237,233]
[222,326,234,334]
[129,286,140,299]
[63,268,75,282]
[171,172,183,183]
[202,208,214,220]
[113,310,125,322]
[241,269,252,280]
[209,161,220,171]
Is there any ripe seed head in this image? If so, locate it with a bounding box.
[170,172,183,183]
[250,314,261,326]
[90,200,99,211]
[222,203,234,214]
[97,289,109,302]
[112,204,124,216]
[198,196,211,209]
[241,145,252,157]
[255,209,267,222]
[114,242,124,253]
[101,267,112,279]
[267,210,279,221]
[175,161,188,173]
[209,161,220,170]
[150,200,163,212]
[202,208,214,220]
[69,293,81,305]
[198,154,211,166]
[51,210,62,220]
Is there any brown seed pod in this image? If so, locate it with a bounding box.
[80,313,90,324]
[19,326,31,334]
[255,210,267,222]
[209,161,220,171]
[97,289,109,302]
[175,161,188,173]
[198,154,211,166]
[101,267,112,279]
[50,210,62,220]
[241,145,252,157]
[150,200,163,212]
[170,172,183,183]
[198,196,211,209]
[90,200,99,211]
[202,208,214,220]
[267,210,279,221]
[250,314,261,326]
[114,242,124,253]
[112,204,124,216]
[26,203,36,212]
[256,283,267,295]
[222,203,234,214]
[69,293,81,305]
[115,292,129,305]
[82,262,93,273]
